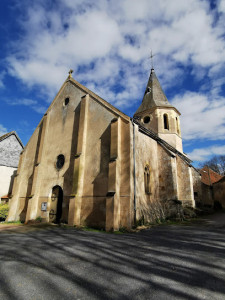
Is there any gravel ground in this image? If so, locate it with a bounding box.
[0,212,225,300]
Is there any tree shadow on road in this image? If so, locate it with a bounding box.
[0,223,225,299]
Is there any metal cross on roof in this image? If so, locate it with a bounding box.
[149,50,156,69]
[68,69,73,78]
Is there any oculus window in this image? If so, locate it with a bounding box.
[56,154,65,170]
[143,116,150,124]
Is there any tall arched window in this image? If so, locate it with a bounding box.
[163,114,169,130]
[144,165,151,194]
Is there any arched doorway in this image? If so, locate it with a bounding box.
[49,185,63,224]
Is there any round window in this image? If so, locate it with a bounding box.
[143,116,150,124]
[64,97,69,106]
[56,154,65,170]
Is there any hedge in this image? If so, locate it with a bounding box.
[0,203,9,220]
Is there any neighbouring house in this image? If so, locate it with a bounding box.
[213,176,225,209]
[199,166,224,208]
[7,68,199,230]
[0,131,24,202]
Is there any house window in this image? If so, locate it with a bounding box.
[144,165,151,194]
[163,114,169,130]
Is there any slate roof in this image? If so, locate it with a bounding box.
[132,119,194,166]
[200,166,223,186]
[0,131,24,148]
[134,69,179,115]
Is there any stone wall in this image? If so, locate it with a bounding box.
[176,156,194,206]
[192,168,202,207]
[134,125,159,223]
[201,183,213,207]
[213,177,225,209]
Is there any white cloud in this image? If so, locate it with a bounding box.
[172,92,225,140]
[6,0,225,102]
[0,124,8,136]
[6,98,47,114]
[2,0,225,155]
[0,71,6,88]
[218,0,225,13]
[188,144,225,161]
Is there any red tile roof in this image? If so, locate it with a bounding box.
[200,166,224,186]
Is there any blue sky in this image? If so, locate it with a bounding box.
[0,0,225,165]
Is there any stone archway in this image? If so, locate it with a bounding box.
[49,185,63,224]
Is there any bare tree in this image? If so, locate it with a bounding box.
[199,155,225,175]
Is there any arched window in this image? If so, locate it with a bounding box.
[163,114,169,130]
[144,165,151,194]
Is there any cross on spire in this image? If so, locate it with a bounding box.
[149,50,155,70]
[68,69,73,78]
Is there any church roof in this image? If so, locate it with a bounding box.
[134,68,178,115]
[132,118,193,166]
[0,131,24,148]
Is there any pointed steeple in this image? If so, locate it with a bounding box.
[133,67,183,152]
[134,68,173,115]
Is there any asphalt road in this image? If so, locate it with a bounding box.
[0,213,225,300]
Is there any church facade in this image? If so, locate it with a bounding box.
[7,69,200,230]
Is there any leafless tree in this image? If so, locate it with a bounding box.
[199,155,225,175]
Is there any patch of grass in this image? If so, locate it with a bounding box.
[0,221,22,225]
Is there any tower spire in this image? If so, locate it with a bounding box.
[133,64,183,152]
[134,68,174,115]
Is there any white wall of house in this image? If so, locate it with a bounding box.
[0,165,17,198]
[0,133,23,200]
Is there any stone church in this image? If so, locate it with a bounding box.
[7,68,200,230]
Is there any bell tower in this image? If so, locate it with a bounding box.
[134,68,183,153]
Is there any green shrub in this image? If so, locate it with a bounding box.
[36,216,42,222]
[0,203,9,220]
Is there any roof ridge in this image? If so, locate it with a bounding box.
[68,77,130,121]
[0,131,24,148]
[132,118,193,165]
